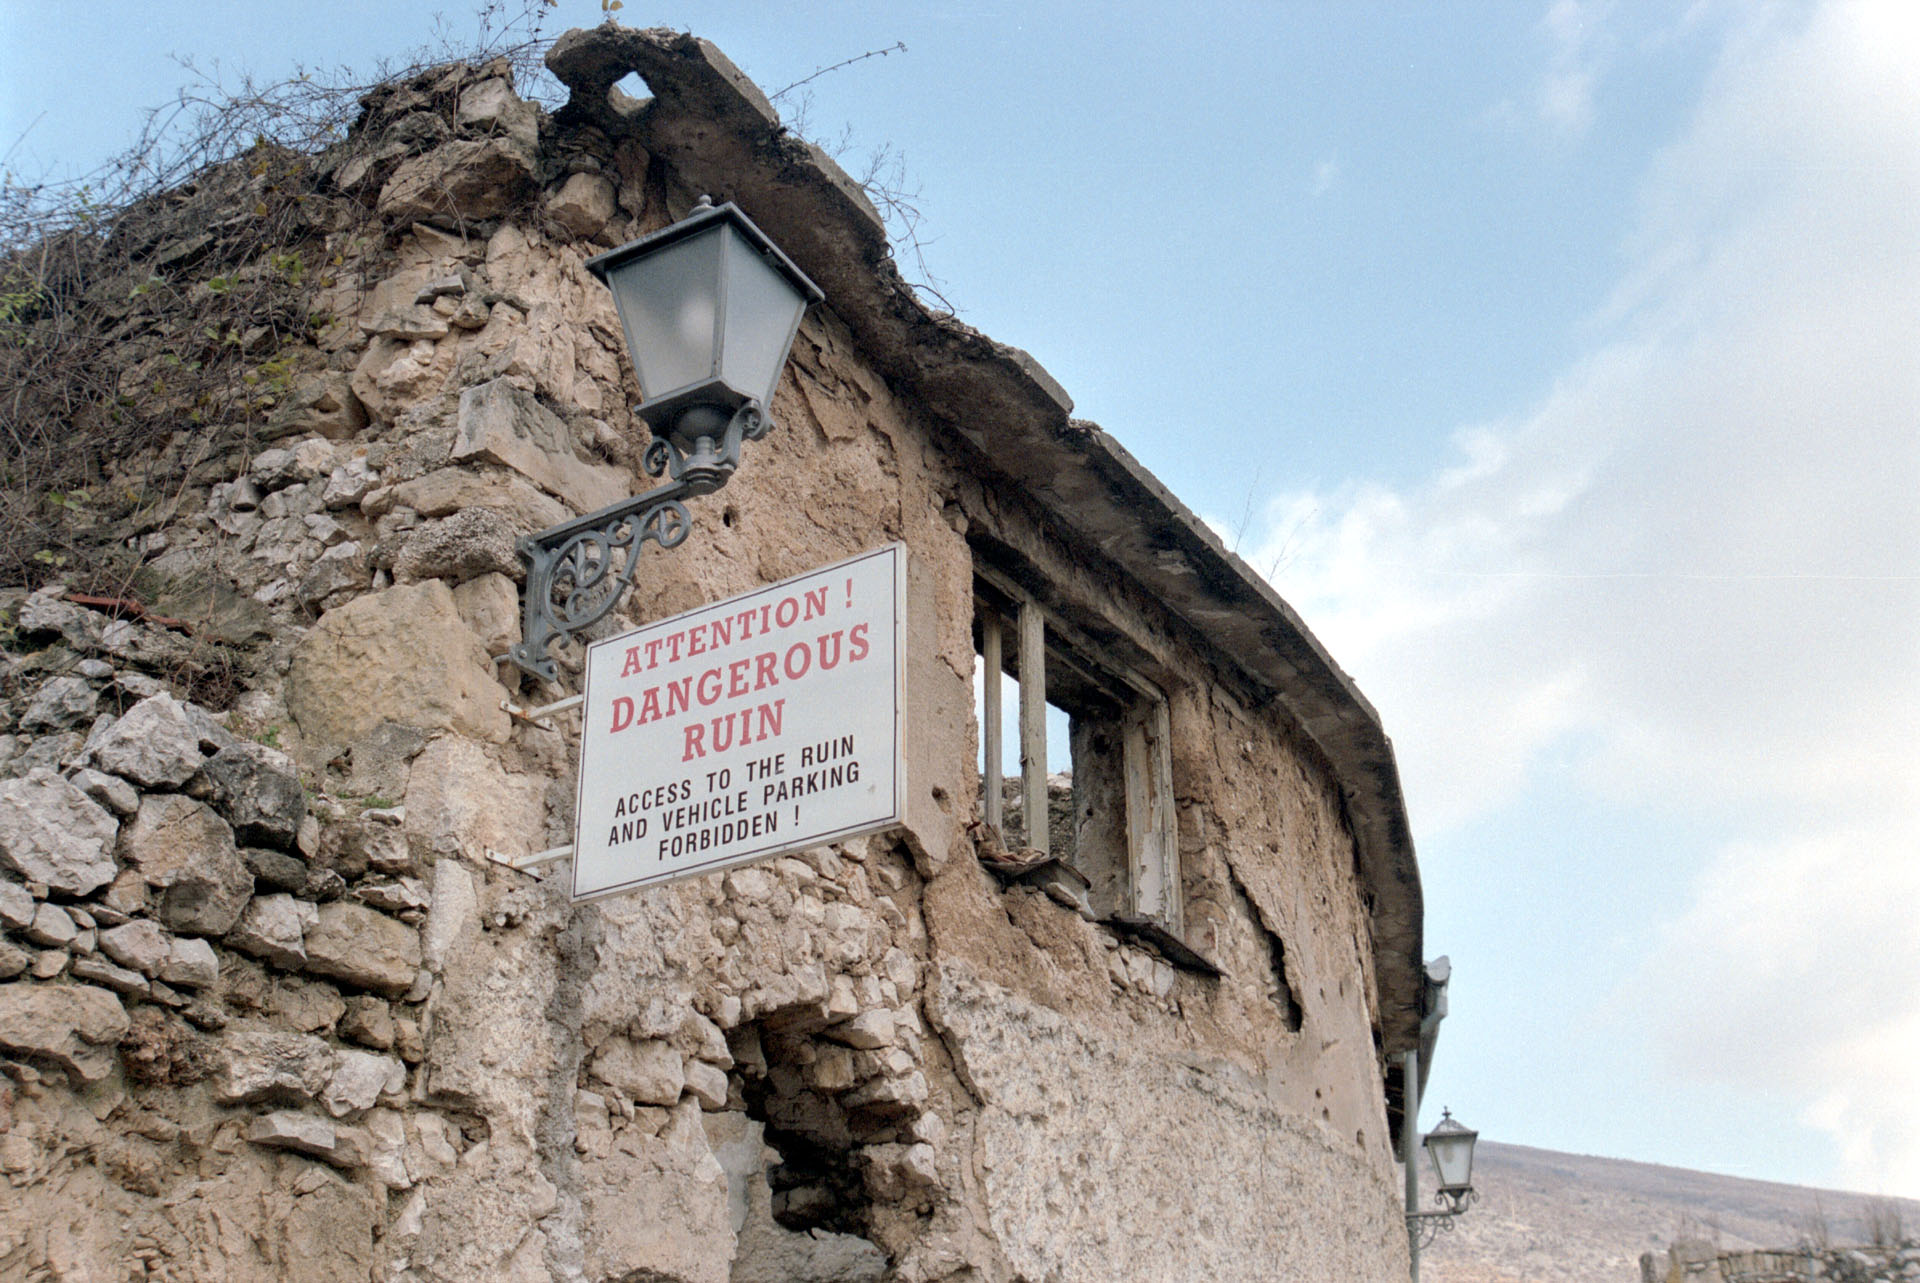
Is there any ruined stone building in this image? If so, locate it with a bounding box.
[0,25,1434,1282]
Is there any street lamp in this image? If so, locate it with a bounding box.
[509,197,824,683]
[1408,1108,1479,1251]
[1423,1109,1478,1213]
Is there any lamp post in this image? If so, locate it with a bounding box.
[508,196,824,684]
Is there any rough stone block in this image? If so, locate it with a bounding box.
[403,735,545,864]
[243,845,311,893]
[215,1029,335,1104]
[0,768,120,895]
[547,172,616,238]
[19,674,98,731]
[392,508,522,585]
[452,379,629,512]
[381,466,572,529]
[286,580,510,751]
[592,1037,685,1106]
[24,902,77,947]
[69,766,139,817]
[683,1057,729,1111]
[322,1048,407,1117]
[121,793,254,936]
[297,541,369,608]
[377,137,534,223]
[0,982,129,1082]
[162,936,220,988]
[302,900,422,996]
[0,881,32,929]
[98,919,171,976]
[87,693,228,789]
[422,854,477,974]
[204,740,308,849]
[228,892,318,969]
[451,572,520,657]
[71,954,150,997]
[827,1008,895,1050]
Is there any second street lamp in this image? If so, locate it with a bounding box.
[1422,1109,1479,1213]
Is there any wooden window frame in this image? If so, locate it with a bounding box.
[974,566,1183,938]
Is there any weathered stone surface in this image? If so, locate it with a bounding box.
[243,845,310,893]
[683,1057,729,1110]
[547,171,617,237]
[98,919,172,976]
[301,900,421,996]
[929,959,1406,1280]
[246,1109,337,1155]
[450,571,520,656]
[228,893,317,968]
[246,1110,370,1169]
[340,996,395,1050]
[0,768,119,895]
[25,902,77,947]
[121,794,253,936]
[0,940,28,978]
[203,740,308,848]
[0,879,33,928]
[69,766,139,816]
[71,954,150,997]
[17,588,107,649]
[455,77,539,153]
[365,305,449,341]
[296,540,368,607]
[163,935,220,988]
[323,457,379,509]
[452,379,630,512]
[391,508,522,585]
[402,735,546,863]
[376,137,534,223]
[421,854,477,974]
[342,720,428,799]
[286,580,510,750]
[322,1049,406,1117]
[0,982,129,1081]
[86,693,226,789]
[215,1030,335,1104]
[19,674,98,731]
[583,1101,732,1283]
[379,465,572,529]
[592,1036,684,1106]
[827,1007,895,1049]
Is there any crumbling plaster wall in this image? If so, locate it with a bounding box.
[0,41,1409,1283]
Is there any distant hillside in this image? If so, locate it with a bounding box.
[1419,1141,1918,1283]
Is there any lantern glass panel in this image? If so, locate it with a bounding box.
[607,228,723,401]
[718,225,811,408]
[1424,1128,1476,1192]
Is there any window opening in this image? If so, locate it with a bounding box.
[971,571,1182,938]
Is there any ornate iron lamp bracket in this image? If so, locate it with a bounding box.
[507,401,770,684]
[1406,1189,1477,1251]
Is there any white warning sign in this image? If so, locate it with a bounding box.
[570,543,906,901]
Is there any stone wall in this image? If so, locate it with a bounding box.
[1642,1240,1920,1282]
[0,34,1413,1283]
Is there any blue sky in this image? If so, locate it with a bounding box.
[7,0,1916,1199]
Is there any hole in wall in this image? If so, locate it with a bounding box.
[722,504,739,529]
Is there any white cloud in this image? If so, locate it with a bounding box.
[1537,0,1612,134]
[1251,0,1920,1193]
[1308,156,1340,198]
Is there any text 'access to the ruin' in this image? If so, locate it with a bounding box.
[570,544,907,901]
